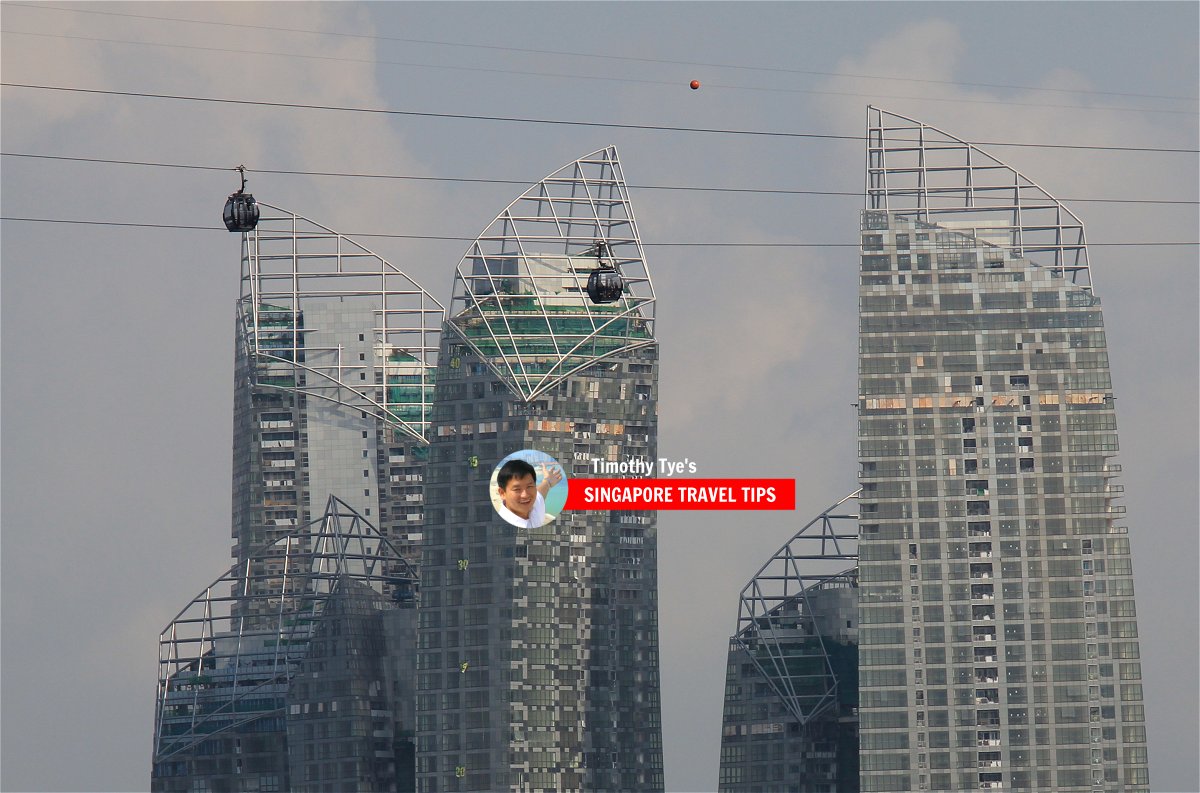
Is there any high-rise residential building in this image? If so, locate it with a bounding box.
[856,107,1149,792]
[415,147,664,793]
[719,107,1150,793]
[152,497,420,791]
[718,493,862,793]
[152,205,442,790]
[231,205,442,577]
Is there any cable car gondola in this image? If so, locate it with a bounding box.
[222,165,260,232]
[585,240,624,304]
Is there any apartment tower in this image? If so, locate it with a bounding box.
[855,107,1149,792]
[415,147,665,793]
[718,493,862,793]
[152,205,441,790]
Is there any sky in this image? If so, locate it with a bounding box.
[1,2,1197,791]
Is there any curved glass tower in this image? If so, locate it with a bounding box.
[718,492,861,793]
[153,204,443,790]
[416,147,663,793]
[152,497,420,791]
[447,147,655,400]
[233,203,444,583]
[857,107,1148,792]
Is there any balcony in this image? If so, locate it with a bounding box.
[971,584,995,601]
[967,501,991,516]
[1069,462,1121,474]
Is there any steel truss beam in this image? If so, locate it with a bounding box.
[240,204,445,442]
[866,106,1093,290]
[448,147,656,401]
[732,490,860,727]
[152,496,416,761]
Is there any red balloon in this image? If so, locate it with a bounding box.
[689,80,701,90]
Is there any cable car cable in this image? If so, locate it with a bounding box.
[4,2,1196,103]
[3,152,1196,206]
[2,83,1197,155]
[2,29,1193,117]
[3,216,1197,248]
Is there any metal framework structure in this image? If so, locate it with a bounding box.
[732,490,860,727]
[239,203,445,442]
[866,106,1092,290]
[448,146,656,401]
[153,496,417,762]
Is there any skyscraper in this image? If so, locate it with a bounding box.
[152,497,420,791]
[231,204,443,576]
[415,147,664,793]
[856,107,1149,792]
[718,493,861,793]
[152,205,442,790]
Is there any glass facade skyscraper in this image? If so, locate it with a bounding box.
[414,147,664,793]
[855,107,1148,792]
[719,107,1149,793]
[152,205,441,790]
[231,204,443,577]
[152,497,421,791]
[718,494,861,793]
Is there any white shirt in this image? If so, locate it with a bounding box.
[497,491,547,528]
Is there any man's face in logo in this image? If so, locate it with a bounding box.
[498,473,537,518]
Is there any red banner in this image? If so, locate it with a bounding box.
[563,478,795,511]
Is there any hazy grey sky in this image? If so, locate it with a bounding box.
[2,3,1196,791]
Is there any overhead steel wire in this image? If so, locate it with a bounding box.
[1,28,1195,116]
[2,83,1197,154]
[2,216,1195,248]
[4,2,1197,104]
[2,152,1196,206]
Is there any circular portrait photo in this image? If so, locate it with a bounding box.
[490,449,568,528]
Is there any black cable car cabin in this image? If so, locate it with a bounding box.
[222,166,260,232]
[586,268,623,304]
[585,240,623,304]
